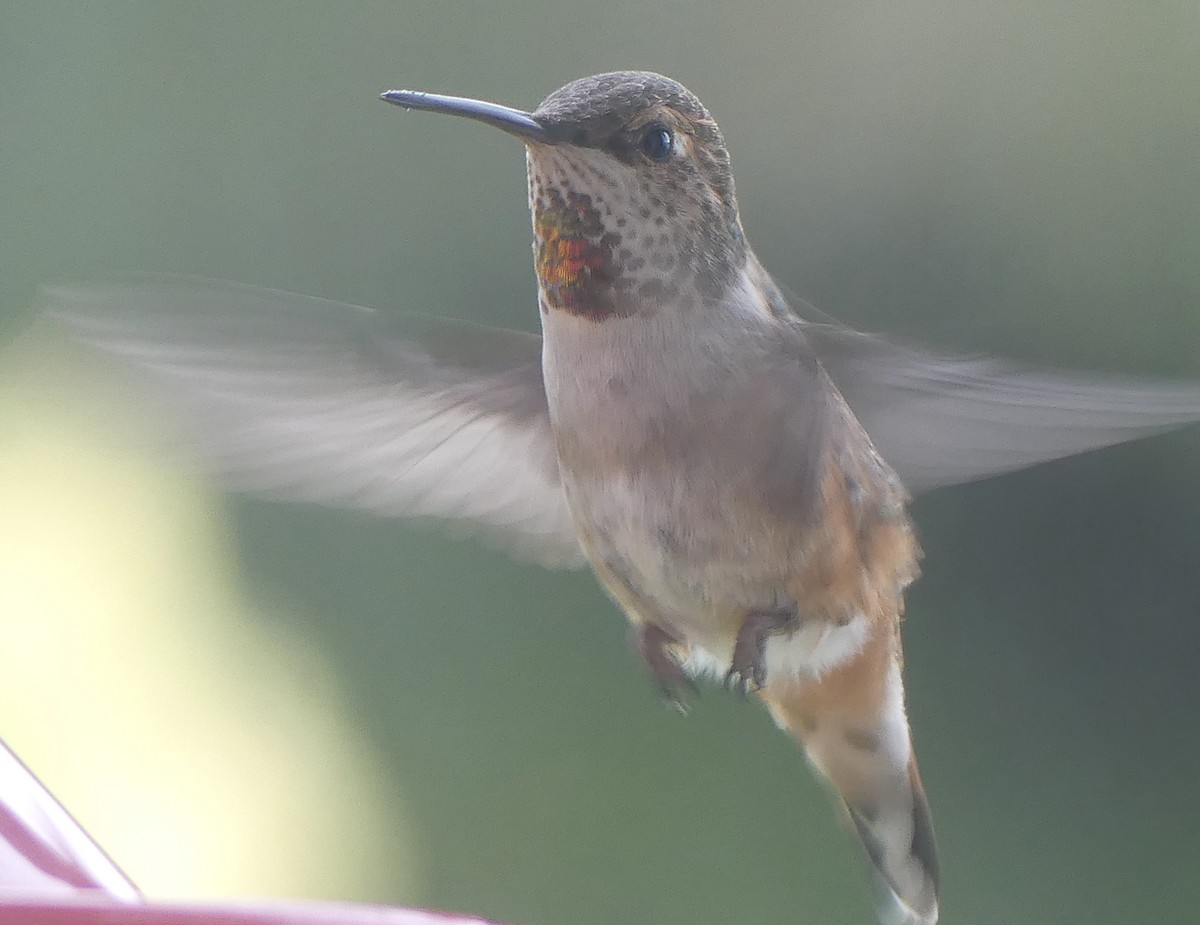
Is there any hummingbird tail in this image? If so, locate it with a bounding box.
[843,757,939,925]
[761,633,939,924]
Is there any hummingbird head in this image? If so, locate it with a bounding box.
[383,72,748,321]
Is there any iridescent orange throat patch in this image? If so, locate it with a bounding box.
[533,187,624,319]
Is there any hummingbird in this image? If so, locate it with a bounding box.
[41,71,1200,924]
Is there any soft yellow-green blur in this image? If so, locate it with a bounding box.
[0,336,420,901]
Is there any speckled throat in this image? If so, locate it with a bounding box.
[528,150,631,321]
[527,144,745,322]
[531,182,625,320]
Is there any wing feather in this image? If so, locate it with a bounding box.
[41,277,584,568]
[808,323,1200,493]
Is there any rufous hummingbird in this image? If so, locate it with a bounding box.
[43,71,1200,924]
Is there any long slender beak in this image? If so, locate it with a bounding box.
[380,89,551,143]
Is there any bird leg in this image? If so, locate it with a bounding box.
[727,607,798,695]
[632,622,695,713]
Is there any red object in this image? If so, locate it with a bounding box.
[0,740,503,925]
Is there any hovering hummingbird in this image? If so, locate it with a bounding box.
[42,71,1200,924]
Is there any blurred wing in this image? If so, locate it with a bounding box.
[41,277,584,568]
[807,324,1200,494]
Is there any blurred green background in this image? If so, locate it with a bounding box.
[3,3,1200,923]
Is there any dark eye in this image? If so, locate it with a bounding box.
[639,123,674,162]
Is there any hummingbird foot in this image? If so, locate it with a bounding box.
[632,622,696,713]
[727,607,798,695]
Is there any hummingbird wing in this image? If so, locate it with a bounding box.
[806,323,1200,494]
[40,277,585,568]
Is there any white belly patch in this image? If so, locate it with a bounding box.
[683,611,872,683]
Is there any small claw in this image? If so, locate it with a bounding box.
[724,664,762,698]
[660,683,697,716]
[632,623,696,711]
[727,607,797,695]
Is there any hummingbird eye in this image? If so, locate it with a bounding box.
[638,123,674,162]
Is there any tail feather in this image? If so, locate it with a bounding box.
[845,757,940,924]
[762,631,939,924]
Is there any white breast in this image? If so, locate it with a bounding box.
[541,290,873,682]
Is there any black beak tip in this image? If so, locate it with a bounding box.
[380,89,411,107]
[376,86,549,142]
